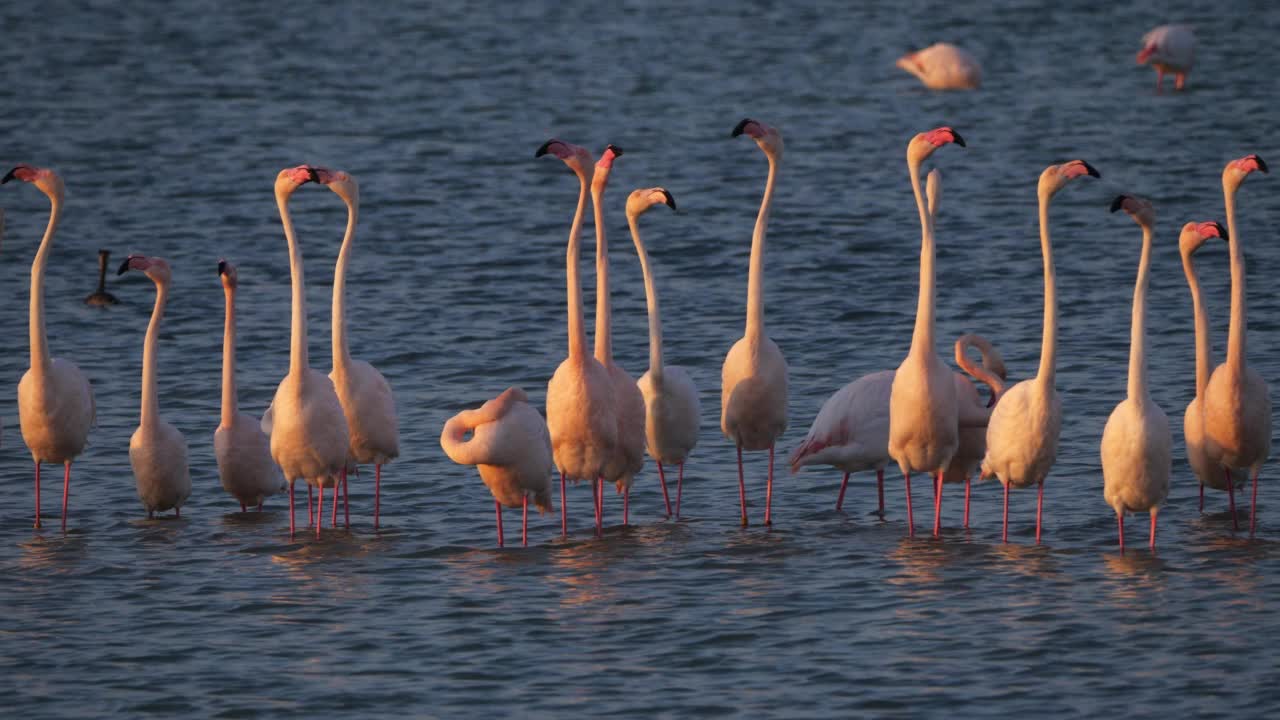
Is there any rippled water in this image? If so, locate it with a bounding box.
[3,1,1279,717]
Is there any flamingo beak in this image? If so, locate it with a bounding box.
[661,189,677,211]
[1109,195,1127,213]
[218,260,228,277]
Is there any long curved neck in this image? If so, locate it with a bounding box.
[746,152,778,341]
[276,192,309,375]
[1224,181,1246,372]
[141,280,168,429]
[221,285,239,427]
[29,193,62,375]
[1128,225,1153,401]
[907,158,936,357]
[956,338,1005,397]
[96,253,108,292]
[565,171,590,361]
[1181,248,1211,396]
[1036,190,1058,387]
[628,213,663,377]
[331,195,358,372]
[591,175,613,363]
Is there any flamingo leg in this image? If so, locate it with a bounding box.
[1002,482,1010,544]
[241,502,247,513]
[374,464,383,530]
[289,481,296,537]
[307,484,314,527]
[623,486,630,526]
[1035,481,1045,545]
[331,475,339,528]
[316,485,324,539]
[764,444,774,526]
[1199,482,1204,513]
[1175,72,1186,91]
[1149,510,1158,550]
[61,462,73,532]
[963,475,971,529]
[657,462,672,519]
[835,472,849,511]
[33,461,41,529]
[495,498,504,548]
[342,470,350,529]
[1227,468,1238,530]
[1118,511,1125,553]
[676,463,684,520]
[596,477,604,538]
[736,445,748,527]
[905,473,914,537]
[876,468,885,518]
[1155,67,1164,93]
[933,471,943,537]
[522,495,528,547]
[1250,468,1259,537]
[560,472,567,537]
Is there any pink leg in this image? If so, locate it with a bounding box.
[1155,68,1164,93]
[905,473,914,536]
[342,471,350,529]
[289,481,296,537]
[61,458,71,532]
[1035,481,1045,545]
[1149,511,1158,550]
[676,463,684,520]
[316,485,324,539]
[835,472,849,511]
[763,444,774,526]
[963,475,971,529]
[1002,482,1010,543]
[657,463,672,519]
[933,471,943,537]
[560,472,567,537]
[331,475,339,528]
[1250,468,1259,536]
[596,477,604,538]
[623,486,630,526]
[374,464,383,530]
[522,495,528,547]
[737,445,748,527]
[1175,72,1186,90]
[876,468,885,518]
[33,461,42,529]
[1227,468,1238,530]
[307,484,314,527]
[1199,482,1204,513]
[1118,512,1125,553]
[495,498,504,548]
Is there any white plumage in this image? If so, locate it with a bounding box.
[896,43,982,90]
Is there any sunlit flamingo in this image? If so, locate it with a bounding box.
[1136,25,1195,92]
[84,249,119,305]
[946,334,1007,527]
[896,43,982,90]
[3,165,96,531]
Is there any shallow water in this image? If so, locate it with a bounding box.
[2,1,1279,717]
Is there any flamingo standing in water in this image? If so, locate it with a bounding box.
[1202,154,1271,536]
[888,126,965,538]
[441,387,553,547]
[946,334,1007,527]
[215,260,286,512]
[538,139,618,538]
[312,167,400,530]
[628,187,699,519]
[1101,195,1171,551]
[896,43,983,90]
[118,255,191,518]
[1178,220,1247,515]
[982,159,1099,544]
[1136,25,1196,92]
[3,165,95,531]
[269,165,350,539]
[723,118,788,527]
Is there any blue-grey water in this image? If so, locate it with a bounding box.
[3,1,1279,717]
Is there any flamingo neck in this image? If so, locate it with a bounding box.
[565,171,590,361]
[1128,225,1153,402]
[907,158,936,357]
[628,213,664,378]
[745,153,777,341]
[1181,248,1211,396]
[591,175,613,364]
[29,193,62,375]
[220,285,239,428]
[141,279,168,430]
[1224,182,1246,371]
[956,337,1005,398]
[1036,190,1058,388]
[331,195,358,372]
[276,192,309,375]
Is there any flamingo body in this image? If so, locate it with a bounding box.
[639,365,699,465]
[1102,398,1171,516]
[441,387,553,512]
[982,383,1061,489]
[18,360,94,465]
[789,370,893,476]
[721,336,788,451]
[215,415,284,507]
[897,43,982,90]
[1137,25,1195,90]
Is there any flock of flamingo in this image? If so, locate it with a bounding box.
[2,25,1262,552]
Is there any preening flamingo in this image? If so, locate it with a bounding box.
[1178,220,1247,515]
[215,260,286,512]
[84,249,119,305]
[982,159,1099,544]
[722,118,788,527]
[441,387,553,547]
[3,165,96,531]
[269,165,351,539]
[628,187,699,519]
[946,334,1007,528]
[1101,196,1171,551]
[118,255,191,518]
[313,167,400,530]
[1202,154,1271,535]
[538,139,618,538]
[896,43,982,90]
[1136,25,1196,92]
[888,126,965,538]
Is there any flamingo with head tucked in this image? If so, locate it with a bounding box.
[3,165,96,531]
[1136,25,1196,92]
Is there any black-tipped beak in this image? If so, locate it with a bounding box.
[117,258,133,276]
[950,130,966,147]
[1,167,19,184]
[305,167,320,184]
[1256,155,1270,174]
[218,260,228,277]
[606,144,623,157]
[1214,222,1228,240]
[1084,162,1101,178]
[731,118,754,138]
[1109,195,1127,213]
[535,140,554,158]
[661,189,677,211]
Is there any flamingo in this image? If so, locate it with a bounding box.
[1178,219,1247,516]
[1136,25,1196,92]
[441,387,554,547]
[723,118,789,527]
[590,145,646,532]
[538,139,618,538]
[982,159,1100,544]
[888,126,965,538]
[1202,154,1271,536]
[84,249,120,305]
[1101,195,1172,552]
[896,43,982,90]
[215,260,286,512]
[117,255,191,518]
[311,167,400,530]
[946,334,1007,527]
[269,165,351,539]
[3,165,96,531]
[628,187,699,520]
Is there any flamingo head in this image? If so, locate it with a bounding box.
[1223,154,1267,192]
[1039,159,1100,196]
[907,126,965,168]
[1109,194,1155,228]
[275,164,319,198]
[311,166,359,204]
[117,254,172,284]
[1136,43,1157,65]
[1179,220,1228,257]
[591,144,624,191]
[536,139,594,179]
[218,259,238,290]
[895,49,927,79]
[625,187,677,219]
[2,164,65,200]
[732,118,783,158]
